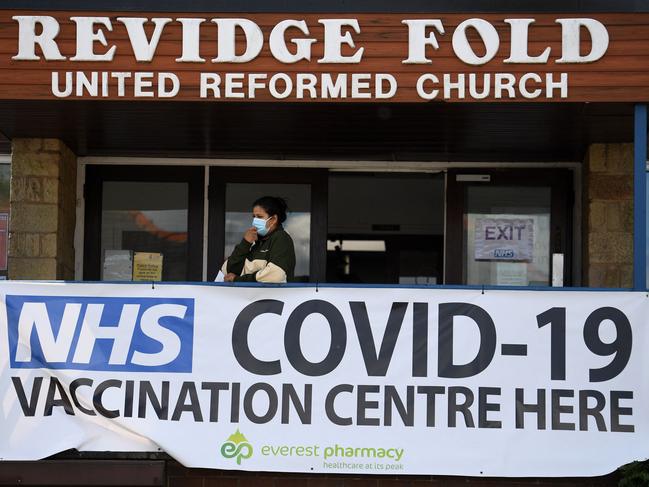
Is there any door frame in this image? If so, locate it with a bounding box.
[207,167,328,282]
[445,168,574,286]
[83,164,205,281]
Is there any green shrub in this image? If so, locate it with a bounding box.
[620,461,649,487]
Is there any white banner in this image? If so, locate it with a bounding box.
[1,281,648,477]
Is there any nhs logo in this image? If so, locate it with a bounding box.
[493,248,515,259]
[7,295,194,372]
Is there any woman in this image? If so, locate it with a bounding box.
[221,196,296,283]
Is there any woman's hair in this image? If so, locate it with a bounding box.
[253,196,289,223]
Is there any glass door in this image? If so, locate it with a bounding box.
[326,172,445,284]
[207,168,328,282]
[445,169,573,286]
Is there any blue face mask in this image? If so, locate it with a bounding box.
[252,216,271,237]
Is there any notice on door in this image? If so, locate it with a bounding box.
[133,252,163,281]
[103,249,133,281]
[474,217,534,261]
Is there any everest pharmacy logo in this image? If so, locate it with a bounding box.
[220,429,254,465]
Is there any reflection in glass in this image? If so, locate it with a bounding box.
[464,186,551,286]
[225,183,310,281]
[101,181,189,281]
[326,173,445,284]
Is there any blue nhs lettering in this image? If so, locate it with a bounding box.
[7,295,194,372]
[493,249,515,258]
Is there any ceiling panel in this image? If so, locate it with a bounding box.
[0,100,634,162]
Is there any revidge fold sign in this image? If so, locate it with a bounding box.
[1,281,649,476]
[1,12,649,102]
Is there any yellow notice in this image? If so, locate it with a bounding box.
[133,252,163,281]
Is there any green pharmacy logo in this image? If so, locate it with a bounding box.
[220,429,253,465]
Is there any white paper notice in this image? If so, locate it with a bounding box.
[474,217,534,262]
[496,262,528,286]
[102,250,133,281]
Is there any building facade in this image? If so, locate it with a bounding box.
[1,0,648,485]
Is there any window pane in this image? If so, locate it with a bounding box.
[327,173,444,284]
[101,181,189,281]
[225,183,310,281]
[464,186,551,286]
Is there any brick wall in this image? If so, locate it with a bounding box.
[8,138,77,280]
[166,461,619,487]
[582,143,634,288]
[0,458,623,486]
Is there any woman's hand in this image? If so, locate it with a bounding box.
[243,227,258,244]
[224,273,238,282]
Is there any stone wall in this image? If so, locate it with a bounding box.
[582,143,634,288]
[8,138,76,280]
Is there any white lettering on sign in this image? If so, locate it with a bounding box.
[248,73,268,98]
[401,20,445,64]
[52,71,181,98]
[416,74,439,100]
[519,72,543,98]
[12,14,613,100]
[212,19,264,63]
[504,19,551,63]
[15,302,81,362]
[204,71,398,99]
[175,18,207,63]
[50,70,569,100]
[134,72,154,97]
[317,19,364,63]
[12,16,66,61]
[13,16,610,65]
[376,74,398,99]
[69,16,116,61]
[556,18,609,63]
[269,20,316,63]
[452,18,500,66]
[270,73,292,98]
[116,17,173,62]
[72,303,140,365]
[159,72,181,97]
[415,72,567,100]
